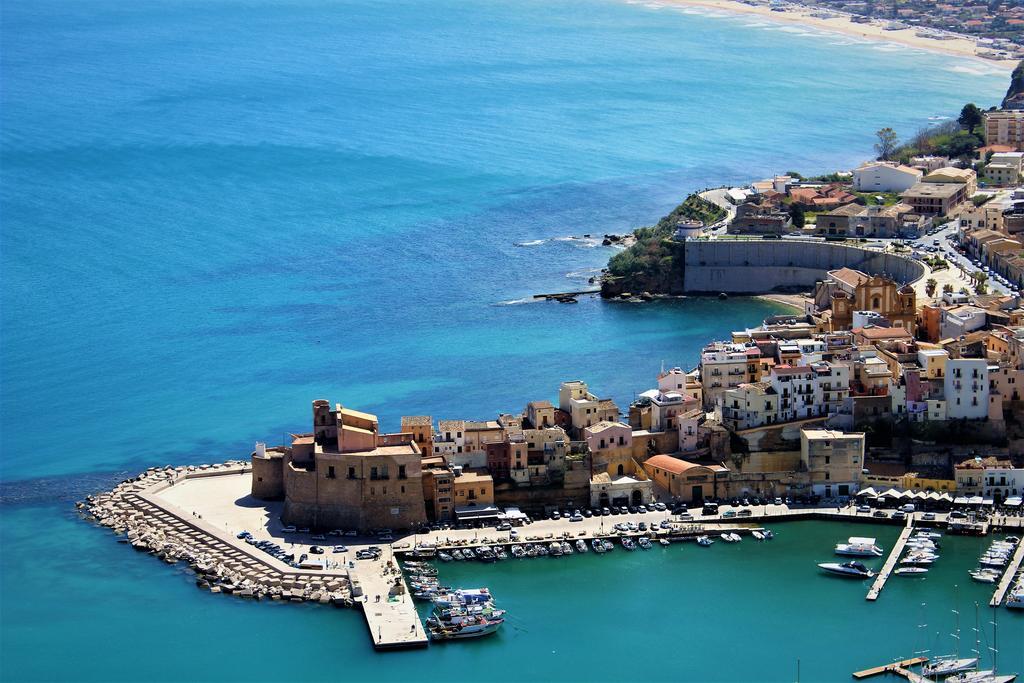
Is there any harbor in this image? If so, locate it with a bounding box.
[77,462,1024,659]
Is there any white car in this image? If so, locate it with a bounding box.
[281,525,297,533]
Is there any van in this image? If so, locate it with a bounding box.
[900,503,915,513]
[701,502,719,515]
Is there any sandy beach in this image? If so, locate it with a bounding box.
[644,0,1018,72]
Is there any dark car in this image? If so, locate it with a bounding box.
[309,545,325,554]
[583,509,593,518]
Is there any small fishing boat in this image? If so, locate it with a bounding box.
[752,530,765,541]
[438,552,453,562]
[659,538,670,547]
[560,541,573,555]
[621,538,636,551]
[637,537,652,550]
[452,550,464,561]
[591,539,606,553]
[602,540,615,552]
[697,535,713,547]
[575,539,587,553]
[549,542,563,557]
[428,616,503,641]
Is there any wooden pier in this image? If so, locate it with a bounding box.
[989,534,1024,607]
[866,516,915,601]
[852,657,928,679]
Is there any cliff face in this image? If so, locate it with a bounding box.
[600,239,686,297]
[601,194,723,298]
[1003,60,1024,107]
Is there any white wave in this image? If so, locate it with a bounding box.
[946,64,1000,77]
[565,268,602,280]
[515,239,547,247]
[496,297,534,306]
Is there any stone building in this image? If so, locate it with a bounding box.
[800,428,864,498]
[251,400,427,531]
[814,268,916,334]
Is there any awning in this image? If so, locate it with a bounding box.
[968,496,985,506]
[455,504,502,521]
[858,487,879,498]
[938,492,953,503]
[954,496,970,505]
[1004,496,1023,507]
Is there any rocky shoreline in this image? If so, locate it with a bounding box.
[78,463,354,607]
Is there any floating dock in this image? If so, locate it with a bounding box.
[866,516,914,601]
[990,534,1024,607]
[852,657,928,679]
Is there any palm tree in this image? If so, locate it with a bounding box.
[925,278,938,297]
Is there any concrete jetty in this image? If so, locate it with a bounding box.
[866,515,914,601]
[353,548,428,650]
[990,534,1024,607]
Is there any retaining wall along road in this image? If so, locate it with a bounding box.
[682,241,924,294]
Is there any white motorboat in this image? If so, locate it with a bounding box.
[835,537,883,557]
[575,539,587,553]
[637,537,652,550]
[697,535,713,547]
[720,532,740,543]
[970,569,1000,584]
[817,561,874,578]
[659,538,670,547]
[549,542,563,557]
[752,530,765,541]
[621,538,636,551]
[894,567,928,576]
[591,539,605,553]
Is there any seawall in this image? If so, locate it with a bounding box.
[682,240,925,294]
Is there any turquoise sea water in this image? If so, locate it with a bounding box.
[0,0,1019,679]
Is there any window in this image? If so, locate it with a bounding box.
[401,485,405,493]
[371,466,378,480]
[399,465,407,479]
[348,467,356,479]
[327,466,336,479]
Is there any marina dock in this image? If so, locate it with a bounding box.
[989,534,1024,607]
[852,658,928,679]
[866,516,914,601]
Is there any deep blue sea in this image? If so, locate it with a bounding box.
[0,0,1017,680]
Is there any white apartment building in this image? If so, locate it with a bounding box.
[944,359,990,420]
[853,162,922,193]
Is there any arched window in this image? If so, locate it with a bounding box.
[616,464,624,476]
[871,296,881,310]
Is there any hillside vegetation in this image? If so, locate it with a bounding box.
[602,194,725,296]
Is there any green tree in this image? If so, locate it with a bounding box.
[789,203,806,229]
[875,127,899,161]
[926,278,938,297]
[939,131,983,160]
[958,103,984,134]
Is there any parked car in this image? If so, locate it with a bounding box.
[722,510,737,518]
[922,512,936,521]
[309,545,325,554]
[737,509,753,517]
[496,523,512,531]
[857,505,871,513]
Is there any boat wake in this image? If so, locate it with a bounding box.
[495,297,535,306]
[515,239,547,247]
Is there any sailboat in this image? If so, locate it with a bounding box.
[923,586,978,678]
[946,604,1018,683]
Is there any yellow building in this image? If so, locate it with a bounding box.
[642,454,728,502]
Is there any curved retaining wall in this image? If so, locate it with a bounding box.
[683,240,925,294]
